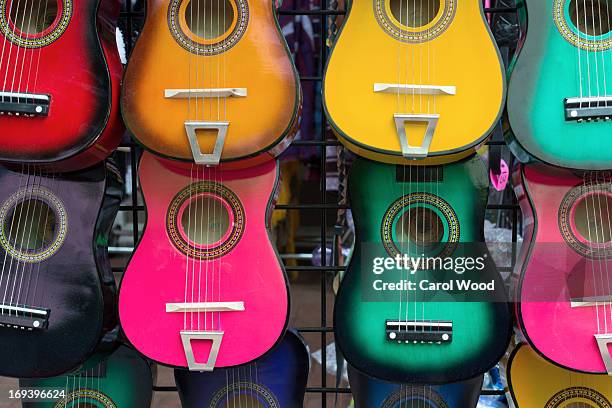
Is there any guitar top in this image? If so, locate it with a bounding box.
[513,163,612,374]
[119,152,289,370]
[508,343,612,407]
[20,345,154,408]
[175,330,309,408]
[348,364,483,408]
[0,0,124,171]
[0,162,122,378]
[324,0,505,164]
[121,0,301,167]
[334,155,511,383]
[507,0,612,170]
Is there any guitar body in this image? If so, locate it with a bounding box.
[508,343,612,407]
[335,155,511,383]
[323,0,505,165]
[175,330,309,407]
[348,364,483,408]
[121,0,300,166]
[20,345,154,408]
[119,153,289,369]
[514,163,612,374]
[507,0,612,170]
[0,162,122,378]
[0,0,123,171]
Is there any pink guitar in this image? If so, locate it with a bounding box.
[514,163,612,374]
[118,152,288,370]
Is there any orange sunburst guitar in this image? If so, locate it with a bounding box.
[121,0,301,168]
[508,343,612,408]
[323,0,505,164]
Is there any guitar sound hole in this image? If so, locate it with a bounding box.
[573,193,612,244]
[389,0,440,28]
[9,0,59,35]
[396,207,444,246]
[5,199,56,252]
[185,0,235,40]
[224,394,265,408]
[181,195,230,246]
[569,0,612,37]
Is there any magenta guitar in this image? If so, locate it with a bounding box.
[118,152,288,370]
[514,163,612,374]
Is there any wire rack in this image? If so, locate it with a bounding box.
[114,1,522,406]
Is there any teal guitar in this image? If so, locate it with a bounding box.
[20,345,154,408]
[334,156,511,384]
[507,0,612,170]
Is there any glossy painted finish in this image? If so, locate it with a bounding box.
[121,0,300,166]
[508,343,612,407]
[335,156,511,383]
[348,364,483,408]
[514,164,612,373]
[0,163,122,378]
[0,0,123,171]
[175,330,309,408]
[20,345,154,408]
[119,153,288,369]
[324,0,505,165]
[507,1,612,170]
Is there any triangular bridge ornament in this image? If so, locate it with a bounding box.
[184,121,229,166]
[180,330,224,371]
[394,113,439,159]
[595,334,612,375]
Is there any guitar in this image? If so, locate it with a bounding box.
[0,161,123,378]
[507,0,612,170]
[348,364,483,408]
[0,0,124,172]
[323,0,505,165]
[508,343,612,407]
[119,152,289,371]
[513,163,612,374]
[20,345,154,408]
[334,155,511,383]
[175,329,309,407]
[121,0,301,167]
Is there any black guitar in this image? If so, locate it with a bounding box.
[0,161,122,377]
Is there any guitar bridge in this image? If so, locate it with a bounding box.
[0,304,49,330]
[564,96,612,122]
[386,320,452,344]
[0,91,50,117]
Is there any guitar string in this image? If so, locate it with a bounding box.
[589,171,608,335]
[1,0,23,99]
[595,0,608,107]
[605,0,611,107]
[31,0,48,93]
[0,0,17,102]
[7,0,29,101]
[184,165,193,334]
[589,0,602,108]
[14,0,34,100]
[8,164,37,313]
[0,162,25,315]
[1,165,31,313]
[593,171,611,338]
[13,164,43,312]
[584,172,601,334]
[577,0,585,109]
[583,0,594,106]
[22,0,41,114]
[396,0,404,347]
[601,171,612,327]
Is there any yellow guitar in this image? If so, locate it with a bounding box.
[323,0,505,164]
[508,343,612,408]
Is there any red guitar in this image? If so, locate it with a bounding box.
[0,0,123,171]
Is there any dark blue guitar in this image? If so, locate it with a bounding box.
[348,364,483,408]
[175,330,309,408]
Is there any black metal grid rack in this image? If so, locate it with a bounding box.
[114,1,522,406]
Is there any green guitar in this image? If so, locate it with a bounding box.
[507,0,612,170]
[20,345,154,408]
[334,155,511,384]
